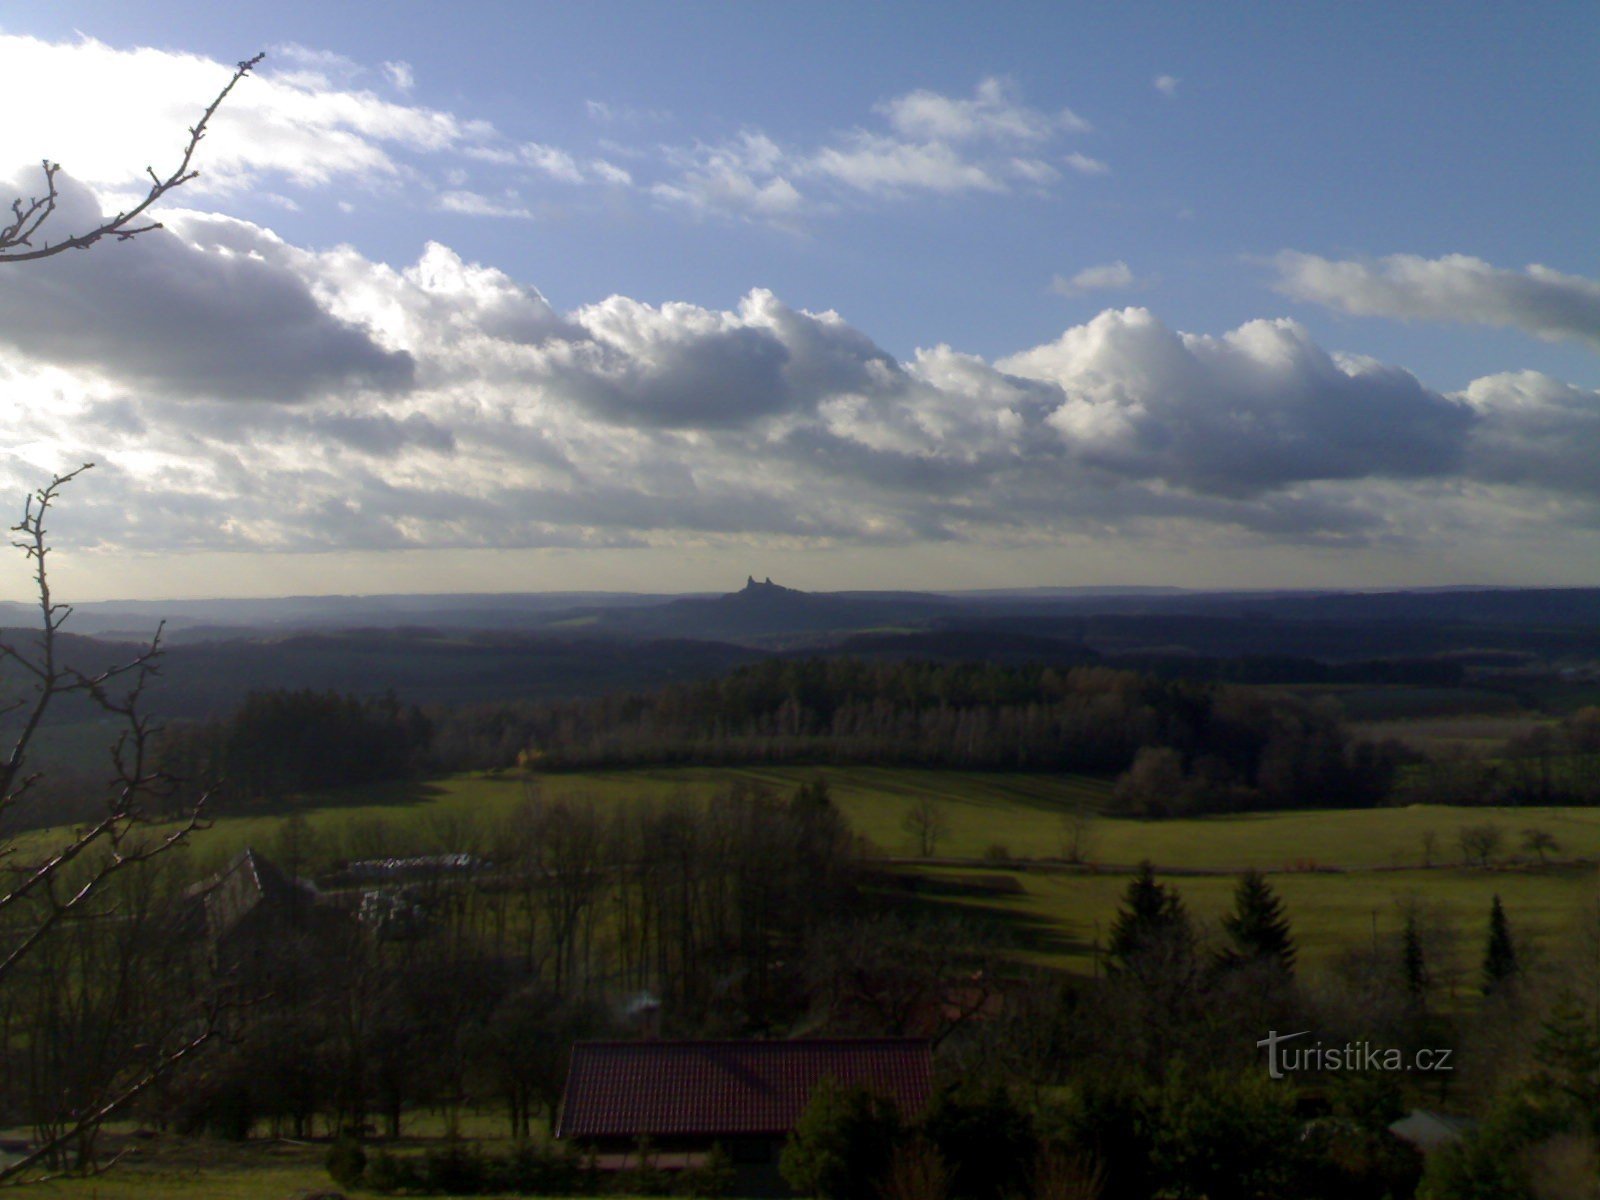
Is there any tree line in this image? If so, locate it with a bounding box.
[152,659,1411,818]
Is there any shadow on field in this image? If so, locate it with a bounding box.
[869,871,1089,959]
[232,778,453,818]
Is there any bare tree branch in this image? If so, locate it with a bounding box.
[0,52,263,264]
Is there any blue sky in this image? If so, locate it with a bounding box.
[0,3,1597,597]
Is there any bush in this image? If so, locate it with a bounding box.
[488,1140,591,1194]
[674,1144,735,1197]
[921,1082,1035,1200]
[781,1078,905,1200]
[364,1148,420,1195]
[423,1138,488,1194]
[326,1136,368,1190]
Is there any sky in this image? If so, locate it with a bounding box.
[0,2,1597,600]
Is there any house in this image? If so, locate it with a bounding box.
[182,847,346,971]
[557,1038,933,1194]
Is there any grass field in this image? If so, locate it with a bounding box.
[146,764,1600,876]
[893,860,1596,975]
[16,762,1600,979]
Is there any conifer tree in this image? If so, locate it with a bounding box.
[1219,869,1296,974]
[1106,860,1192,972]
[1482,894,1518,995]
[1401,912,1429,1008]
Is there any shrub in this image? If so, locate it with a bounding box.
[781,1078,904,1200]
[423,1138,488,1194]
[326,1136,367,1190]
[675,1144,735,1197]
[364,1148,420,1195]
[921,1082,1035,1200]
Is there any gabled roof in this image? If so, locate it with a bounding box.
[557,1038,933,1140]
[195,847,316,940]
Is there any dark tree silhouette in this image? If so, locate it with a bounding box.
[1219,869,1296,975]
[1482,895,1518,996]
[1106,860,1193,973]
[1401,913,1429,1010]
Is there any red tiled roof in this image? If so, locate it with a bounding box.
[557,1038,933,1140]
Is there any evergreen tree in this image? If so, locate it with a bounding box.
[1481,895,1518,995]
[1401,912,1429,1009]
[1218,869,1296,974]
[1106,861,1192,973]
[1534,992,1600,1117]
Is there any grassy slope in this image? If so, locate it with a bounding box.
[16,764,1597,977]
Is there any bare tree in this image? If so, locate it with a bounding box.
[1060,802,1095,865]
[0,53,259,1183]
[1458,823,1505,869]
[0,470,227,1183]
[1521,827,1559,865]
[0,54,262,264]
[902,796,950,858]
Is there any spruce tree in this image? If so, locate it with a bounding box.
[1219,869,1296,974]
[1106,860,1192,972]
[1482,894,1518,995]
[1401,912,1429,1008]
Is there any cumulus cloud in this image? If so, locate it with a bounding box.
[1154,74,1179,98]
[1001,309,1471,495]
[1274,251,1600,351]
[1460,371,1600,497]
[437,190,535,219]
[1052,261,1140,296]
[6,211,1597,559]
[0,172,413,401]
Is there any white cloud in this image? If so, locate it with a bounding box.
[383,60,415,92]
[1274,251,1600,350]
[437,190,535,219]
[1154,74,1180,98]
[8,211,1597,561]
[585,99,671,125]
[878,76,1090,142]
[1051,261,1140,296]
[0,35,498,196]
[811,134,1003,196]
[650,79,1100,222]
[521,142,586,184]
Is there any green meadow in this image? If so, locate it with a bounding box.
[13,762,1585,979]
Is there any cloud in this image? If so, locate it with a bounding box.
[1154,74,1180,98]
[1000,308,1471,496]
[383,60,415,92]
[8,213,1596,560]
[1052,262,1140,296]
[1063,152,1110,176]
[653,78,1100,221]
[812,134,1004,196]
[1273,251,1600,350]
[878,76,1090,142]
[1460,371,1600,497]
[0,34,497,196]
[584,99,671,126]
[0,172,413,401]
[437,190,535,219]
